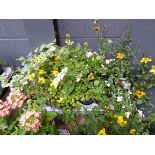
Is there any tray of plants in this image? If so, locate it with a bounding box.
[0,20,155,135]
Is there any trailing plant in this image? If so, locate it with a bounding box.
[0,20,155,135]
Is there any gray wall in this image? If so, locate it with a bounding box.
[0,19,55,66]
[57,19,155,59]
[2,19,155,65]
[57,19,128,50]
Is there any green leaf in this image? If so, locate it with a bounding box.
[75,43,81,51]
[46,112,57,121]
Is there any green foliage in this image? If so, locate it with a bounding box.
[0,21,155,135]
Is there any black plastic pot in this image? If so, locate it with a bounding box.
[0,66,3,75]
[81,99,98,105]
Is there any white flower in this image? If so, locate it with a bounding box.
[96,55,102,60]
[120,78,126,81]
[119,78,131,90]
[125,112,131,118]
[101,64,108,70]
[101,64,106,68]
[28,52,32,57]
[128,90,132,99]
[111,59,115,61]
[122,105,126,109]
[53,67,68,88]
[105,59,115,64]
[109,104,114,110]
[85,64,89,68]
[137,110,145,119]
[128,90,132,95]
[105,59,110,64]
[107,39,113,44]
[76,73,83,82]
[93,52,99,55]
[86,51,93,58]
[122,81,131,90]
[116,96,123,102]
[49,46,56,51]
[43,106,53,112]
[107,83,111,87]
[65,40,74,45]
[105,81,111,87]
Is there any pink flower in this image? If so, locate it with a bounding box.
[19,111,41,132]
[6,92,26,109]
[0,91,26,117]
[0,100,11,117]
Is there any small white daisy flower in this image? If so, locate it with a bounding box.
[86,51,93,58]
[122,105,126,109]
[105,59,115,64]
[137,110,145,119]
[116,96,123,102]
[109,104,114,110]
[107,83,111,87]
[105,81,111,87]
[76,73,83,82]
[106,59,110,64]
[125,112,131,118]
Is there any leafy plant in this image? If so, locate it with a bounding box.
[0,19,155,135]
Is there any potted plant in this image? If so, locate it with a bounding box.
[0,20,155,135]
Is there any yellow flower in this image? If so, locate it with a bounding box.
[135,90,145,98]
[129,129,136,135]
[52,70,59,77]
[28,73,35,81]
[57,97,63,103]
[88,73,95,80]
[93,26,100,31]
[116,116,127,127]
[104,106,110,113]
[97,128,106,135]
[38,77,45,84]
[93,19,99,24]
[38,69,46,75]
[117,116,124,120]
[34,56,41,62]
[150,65,155,74]
[140,57,152,63]
[116,53,124,60]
